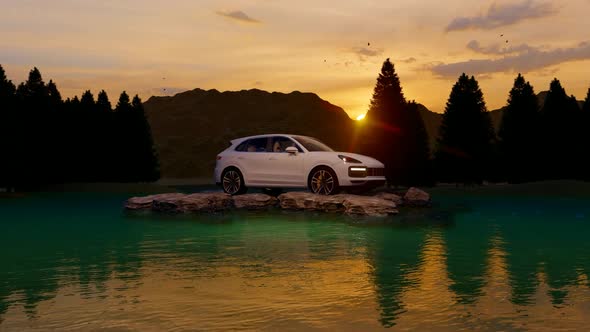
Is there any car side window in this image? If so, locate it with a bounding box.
[270,136,303,153]
[237,138,268,152]
[235,140,249,152]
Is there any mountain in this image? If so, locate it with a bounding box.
[144,89,583,179]
[144,89,354,179]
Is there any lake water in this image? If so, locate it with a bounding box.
[1,185,590,331]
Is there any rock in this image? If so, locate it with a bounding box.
[233,193,278,210]
[403,187,431,207]
[277,192,347,212]
[152,194,184,213]
[316,195,347,212]
[277,192,396,216]
[126,189,429,217]
[125,193,185,210]
[180,193,234,212]
[374,192,403,205]
[149,192,233,213]
[342,195,398,217]
[277,192,317,210]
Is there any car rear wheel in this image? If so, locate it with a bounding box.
[308,167,340,195]
[222,168,247,195]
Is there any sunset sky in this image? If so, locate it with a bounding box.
[1,0,589,119]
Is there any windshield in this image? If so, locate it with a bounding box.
[292,136,334,152]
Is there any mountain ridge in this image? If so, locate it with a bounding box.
[144,88,355,178]
[144,88,583,178]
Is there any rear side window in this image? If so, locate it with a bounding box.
[235,140,248,151]
[235,138,268,152]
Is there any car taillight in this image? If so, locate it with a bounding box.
[216,156,222,160]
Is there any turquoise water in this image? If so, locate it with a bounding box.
[1,187,590,331]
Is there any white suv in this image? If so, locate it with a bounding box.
[214,134,385,195]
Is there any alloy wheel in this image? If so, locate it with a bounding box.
[222,170,241,195]
[310,169,335,195]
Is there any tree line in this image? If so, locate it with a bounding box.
[360,58,590,185]
[0,65,160,190]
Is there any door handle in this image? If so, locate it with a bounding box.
[237,156,245,160]
[268,157,277,160]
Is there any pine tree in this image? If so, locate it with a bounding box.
[498,74,540,183]
[113,91,134,181]
[435,74,495,184]
[362,59,406,183]
[0,65,17,190]
[92,90,114,181]
[0,65,16,102]
[584,88,590,114]
[361,58,431,186]
[15,68,50,115]
[115,91,132,112]
[583,88,590,181]
[46,80,62,110]
[72,96,80,104]
[539,79,581,179]
[80,90,96,111]
[44,79,65,182]
[131,95,160,181]
[13,67,52,186]
[404,101,433,186]
[62,94,84,182]
[96,90,112,112]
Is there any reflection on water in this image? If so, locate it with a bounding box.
[1,192,590,330]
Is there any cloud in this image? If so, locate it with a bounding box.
[351,47,384,61]
[430,41,590,77]
[400,57,417,64]
[216,10,260,23]
[466,40,538,55]
[446,0,558,31]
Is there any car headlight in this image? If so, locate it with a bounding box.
[338,155,362,163]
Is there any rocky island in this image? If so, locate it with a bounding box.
[125,187,431,217]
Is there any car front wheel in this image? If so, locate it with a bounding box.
[308,167,340,195]
[222,168,247,195]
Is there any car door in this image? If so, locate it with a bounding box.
[265,136,305,187]
[234,137,272,185]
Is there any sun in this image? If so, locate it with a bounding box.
[355,113,366,121]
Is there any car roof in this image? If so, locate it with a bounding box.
[231,134,308,144]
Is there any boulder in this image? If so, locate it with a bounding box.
[179,192,234,212]
[125,189,429,217]
[277,192,317,210]
[342,195,398,217]
[317,195,348,212]
[403,187,431,207]
[147,192,233,213]
[277,192,347,212]
[125,193,185,210]
[277,192,396,216]
[374,192,403,205]
[233,193,278,210]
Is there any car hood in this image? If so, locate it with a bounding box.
[332,152,384,167]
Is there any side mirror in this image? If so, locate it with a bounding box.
[285,146,298,154]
